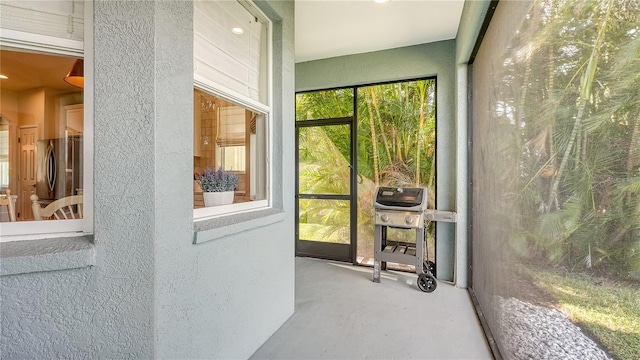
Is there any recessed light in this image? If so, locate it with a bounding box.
[0,75,7,80]
[232,27,244,35]
[374,0,390,3]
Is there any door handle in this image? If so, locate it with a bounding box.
[46,142,56,192]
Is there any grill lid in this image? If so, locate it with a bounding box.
[375,187,426,208]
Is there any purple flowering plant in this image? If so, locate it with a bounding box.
[198,166,239,192]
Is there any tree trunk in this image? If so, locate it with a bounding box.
[626,110,640,174]
[370,87,393,166]
[415,82,427,186]
[364,90,380,185]
[546,0,613,210]
[626,110,640,207]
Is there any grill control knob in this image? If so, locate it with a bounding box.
[405,215,414,225]
[381,214,390,222]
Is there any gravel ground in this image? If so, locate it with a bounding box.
[497,297,611,360]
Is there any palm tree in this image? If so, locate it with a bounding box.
[296,80,438,254]
[502,0,640,277]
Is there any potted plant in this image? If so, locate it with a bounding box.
[198,166,239,207]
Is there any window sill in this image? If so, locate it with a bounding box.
[193,208,286,244]
[0,234,95,276]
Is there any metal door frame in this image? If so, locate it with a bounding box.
[295,90,358,263]
[296,78,438,265]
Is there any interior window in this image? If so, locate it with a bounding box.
[193,0,270,217]
[193,89,267,209]
[221,146,246,172]
[0,0,89,237]
[0,49,84,223]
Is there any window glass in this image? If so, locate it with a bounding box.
[222,146,246,172]
[193,0,271,217]
[295,88,354,121]
[0,49,84,223]
[193,89,267,209]
[355,80,437,269]
[294,80,437,270]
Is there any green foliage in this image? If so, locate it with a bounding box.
[529,267,640,360]
[356,80,436,188]
[295,89,353,121]
[296,80,437,246]
[499,0,640,279]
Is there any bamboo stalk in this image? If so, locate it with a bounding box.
[364,89,380,185]
[547,0,614,211]
[370,87,393,166]
[415,82,427,186]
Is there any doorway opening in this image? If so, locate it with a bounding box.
[295,78,437,268]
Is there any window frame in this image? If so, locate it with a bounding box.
[0,1,93,240]
[192,0,273,221]
[0,125,8,188]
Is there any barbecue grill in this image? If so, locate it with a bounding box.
[373,186,437,292]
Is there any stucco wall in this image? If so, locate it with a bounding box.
[154,0,295,358]
[1,2,158,358]
[453,0,494,289]
[0,1,295,358]
[295,41,458,283]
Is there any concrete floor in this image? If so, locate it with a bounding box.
[250,257,493,360]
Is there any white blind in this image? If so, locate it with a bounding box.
[217,106,246,147]
[0,1,84,42]
[194,1,266,105]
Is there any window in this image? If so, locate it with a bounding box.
[0,0,91,238]
[193,0,271,219]
[222,146,246,172]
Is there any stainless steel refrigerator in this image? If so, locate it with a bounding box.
[36,135,83,201]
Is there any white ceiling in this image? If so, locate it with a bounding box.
[0,1,465,90]
[295,0,465,63]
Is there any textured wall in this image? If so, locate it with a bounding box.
[1,1,295,358]
[92,1,157,356]
[295,41,459,283]
[154,1,296,358]
[453,0,494,288]
[0,1,159,358]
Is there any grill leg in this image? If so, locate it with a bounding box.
[416,227,425,275]
[373,225,382,283]
[381,226,387,271]
[373,260,381,283]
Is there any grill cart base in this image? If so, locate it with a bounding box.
[372,223,437,293]
[372,187,437,293]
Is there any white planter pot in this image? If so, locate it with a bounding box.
[203,191,234,207]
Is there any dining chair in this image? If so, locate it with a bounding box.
[0,189,17,222]
[31,194,83,220]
